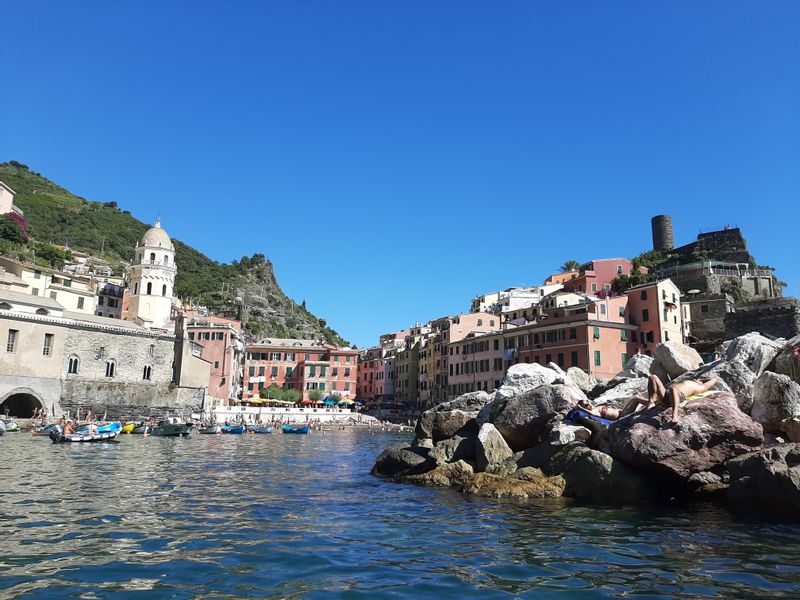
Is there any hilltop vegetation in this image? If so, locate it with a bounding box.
[0,161,349,346]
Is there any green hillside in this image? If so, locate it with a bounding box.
[0,161,349,346]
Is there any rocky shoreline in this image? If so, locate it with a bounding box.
[371,333,800,517]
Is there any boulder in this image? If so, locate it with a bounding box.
[678,359,756,412]
[549,423,591,446]
[782,418,800,443]
[429,435,477,465]
[416,391,490,443]
[494,363,559,402]
[462,472,566,499]
[399,460,475,488]
[652,341,704,379]
[649,359,671,385]
[547,443,650,502]
[482,384,586,452]
[412,437,434,449]
[774,335,800,384]
[564,367,597,394]
[618,354,654,379]
[725,332,783,376]
[475,423,513,473]
[547,362,566,375]
[727,444,800,515]
[592,377,649,408]
[751,372,800,435]
[371,446,430,478]
[686,471,722,489]
[608,392,763,479]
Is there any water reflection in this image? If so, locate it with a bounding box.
[1,430,799,598]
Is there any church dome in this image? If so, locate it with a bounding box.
[140,219,173,249]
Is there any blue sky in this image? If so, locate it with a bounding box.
[2,1,798,347]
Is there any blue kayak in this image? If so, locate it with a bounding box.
[281,425,309,435]
[221,425,245,434]
[77,421,122,435]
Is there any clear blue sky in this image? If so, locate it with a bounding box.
[2,1,798,348]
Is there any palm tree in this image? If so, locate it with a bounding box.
[560,260,580,273]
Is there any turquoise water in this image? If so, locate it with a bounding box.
[1,430,800,598]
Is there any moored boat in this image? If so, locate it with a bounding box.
[281,425,309,435]
[249,425,273,434]
[77,421,122,435]
[221,424,245,434]
[121,423,135,434]
[1,418,20,433]
[131,422,149,434]
[50,428,120,443]
[199,425,221,434]
[150,417,193,437]
[31,423,60,436]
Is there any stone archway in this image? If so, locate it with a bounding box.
[0,389,45,418]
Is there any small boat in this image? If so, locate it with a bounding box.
[281,425,309,435]
[248,425,273,434]
[77,421,122,435]
[131,422,149,434]
[220,424,245,434]
[199,425,221,434]
[121,423,135,434]
[31,424,60,436]
[0,418,19,433]
[0,421,5,435]
[150,417,193,437]
[50,428,120,443]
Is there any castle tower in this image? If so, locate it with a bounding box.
[127,219,176,331]
[651,214,674,252]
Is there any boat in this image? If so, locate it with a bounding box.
[77,421,122,435]
[121,423,135,434]
[248,425,273,434]
[281,425,309,435]
[50,428,120,443]
[131,422,150,434]
[31,423,60,436]
[0,418,20,432]
[220,424,245,434]
[0,421,5,435]
[199,424,221,434]
[150,417,193,437]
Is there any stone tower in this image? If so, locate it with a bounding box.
[127,219,176,331]
[651,214,675,252]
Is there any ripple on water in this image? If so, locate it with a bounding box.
[2,431,800,598]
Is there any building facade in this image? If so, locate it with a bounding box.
[186,314,244,404]
[127,219,175,331]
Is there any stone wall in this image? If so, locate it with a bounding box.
[688,294,731,341]
[673,228,752,265]
[60,379,206,418]
[725,298,800,340]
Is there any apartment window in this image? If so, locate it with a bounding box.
[593,327,600,340]
[332,367,338,376]
[68,355,79,374]
[34,270,41,279]
[642,309,650,322]
[258,366,265,376]
[310,366,317,377]
[105,360,116,378]
[621,353,628,369]
[270,352,281,360]
[647,331,655,343]
[332,382,338,391]
[187,332,194,340]
[143,365,152,380]
[594,351,601,366]
[617,265,623,274]
[50,291,57,300]
[477,319,483,326]
[320,366,327,377]
[42,333,54,356]
[490,319,495,327]
[569,328,577,340]
[600,304,606,315]
[640,290,648,300]
[6,329,18,353]
[344,382,351,391]
[591,283,597,292]
[286,353,296,361]
[248,366,255,377]
[571,351,579,367]
[248,383,254,391]
[99,296,105,306]
[557,352,564,368]
[77,297,85,310]
[286,366,293,378]
[305,353,310,361]
[271,366,278,377]
[665,331,670,341]
[32,288,39,296]
[214,361,220,369]
[346,355,351,363]
[701,305,709,314]
[345,368,351,377]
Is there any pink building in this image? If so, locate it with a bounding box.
[624,279,685,355]
[186,315,244,403]
[563,258,645,295]
[447,330,506,396]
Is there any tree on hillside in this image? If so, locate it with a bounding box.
[0,214,28,244]
[560,260,580,273]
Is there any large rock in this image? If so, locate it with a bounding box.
[608,392,763,479]
[399,460,475,488]
[774,336,800,384]
[564,367,596,394]
[371,446,430,478]
[462,472,565,499]
[751,372,800,435]
[592,377,649,408]
[549,423,591,446]
[725,332,783,376]
[782,418,800,443]
[617,354,654,379]
[475,423,513,473]
[653,341,704,379]
[649,359,670,385]
[677,359,756,412]
[481,384,585,451]
[495,363,559,402]
[429,435,476,465]
[727,444,800,515]
[416,391,490,443]
[547,443,651,502]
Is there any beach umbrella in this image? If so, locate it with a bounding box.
[324,399,336,405]
[337,398,354,405]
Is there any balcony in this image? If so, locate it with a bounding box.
[137,260,177,273]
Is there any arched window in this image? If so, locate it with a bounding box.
[150,252,156,262]
[105,360,116,378]
[146,282,152,295]
[36,308,49,315]
[162,284,167,296]
[68,355,79,374]
[142,365,152,381]
[134,283,138,295]
[164,255,169,265]
[0,302,11,310]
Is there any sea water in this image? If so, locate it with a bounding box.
[1,430,799,598]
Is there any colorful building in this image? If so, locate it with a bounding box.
[186,314,244,404]
[562,258,643,295]
[623,279,686,354]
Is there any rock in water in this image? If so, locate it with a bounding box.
[751,372,800,435]
[725,332,783,376]
[495,363,559,402]
[608,392,763,479]
[399,460,475,488]
[482,384,585,452]
[475,423,513,472]
[415,391,490,443]
[429,435,476,465]
[727,444,800,515]
[371,446,430,478]
[652,341,704,379]
[462,472,566,499]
